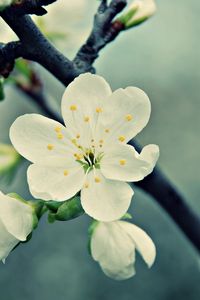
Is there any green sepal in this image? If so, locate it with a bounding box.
[117,6,138,26]
[47,196,84,222]
[121,213,132,220]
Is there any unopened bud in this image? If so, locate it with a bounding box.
[118,0,157,29]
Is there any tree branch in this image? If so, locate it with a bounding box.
[5,0,57,16]
[0,13,77,84]
[133,168,200,251]
[73,0,126,72]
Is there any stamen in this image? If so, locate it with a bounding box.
[47,144,54,150]
[55,126,61,133]
[84,116,90,122]
[118,136,125,142]
[94,177,101,183]
[63,170,68,176]
[105,129,110,133]
[57,133,64,140]
[84,182,89,188]
[70,105,77,111]
[96,107,103,113]
[125,114,133,121]
[119,159,126,166]
[99,139,104,144]
[76,134,80,139]
[74,153,83,160]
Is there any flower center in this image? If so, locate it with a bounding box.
[71,138,103,172]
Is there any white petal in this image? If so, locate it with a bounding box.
[10,114,76,165]
[81,170,133,221]
[119,221,156,267]
[97,87,151,144]
[101,143,159,182]
[61,73,112,147]
[0,219,19,262]
[28,164,85,201]
[91,222,136,280]
[0,191,33,241]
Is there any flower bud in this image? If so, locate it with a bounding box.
[0,143,21,177]
[0,0,12,11]
[119,0,157,29]
[0,191,37,262]
[90,220,156,280]
[47,196,84,223]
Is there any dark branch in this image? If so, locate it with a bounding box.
[0,41,22,77]
[74,0,126,72]
[0,12,77,84]
[132,151,200,251]
[4,0,57,16]
[1,0,127,80]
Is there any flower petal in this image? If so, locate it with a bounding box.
[101,143,159,182]
[61,73,112,147]
[0,191,33,241]
[0,219,19,262]
[96,87,151,145]
[81,170,133,221]
[10,114,76,165]
[119,221,156,267]
[91,221,136,280]
[27,164,85,201]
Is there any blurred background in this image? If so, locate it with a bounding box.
[0,0,200,299]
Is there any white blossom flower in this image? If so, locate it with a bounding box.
[90,220,156,280]
[0,191,35,262]
[10,73,159,222]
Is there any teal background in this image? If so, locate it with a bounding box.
[0,0,200,299]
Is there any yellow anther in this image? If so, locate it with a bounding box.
[47,144,54,150]
[57,133,64,140]
[99,139,104,144]
[74,153,83,160]
[70,105,77,111]
[118,136,125,142]
[55,126,61,133]
[96,107,103,113]
[119,159,126,166]
[71,138,77,144]
[95,177,101,183]
[125,114,133,121]
[84,183,89,189]
[76,134,80,139]
[84,116,90,122]
[63,170,68,176]
[105,129,110,133]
